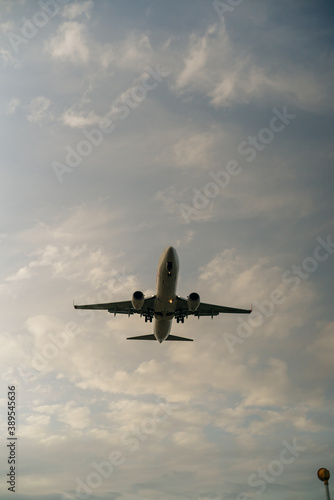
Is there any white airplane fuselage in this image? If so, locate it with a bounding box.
[154,246,179,342]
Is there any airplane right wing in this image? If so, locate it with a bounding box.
[74,296,156,319]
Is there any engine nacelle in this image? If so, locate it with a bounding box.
[132,290,145,310]
[187,292,200,311]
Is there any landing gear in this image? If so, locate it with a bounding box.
[145,316,153,323]
[176,317,184,324]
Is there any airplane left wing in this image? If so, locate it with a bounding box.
[74,296,156,319]
[175,296,251,321]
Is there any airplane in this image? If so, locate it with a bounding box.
[74,246,251,342]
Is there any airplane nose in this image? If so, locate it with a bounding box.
[166,246,176,260]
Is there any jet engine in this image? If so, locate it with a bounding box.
[132,291,145,310]
[187,292,200,311]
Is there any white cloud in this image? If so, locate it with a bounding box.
[62,1,93,21]
[175,30,209,89]
[0,46,17,67]
[57,401,91,429]
[117,32,152,70]
[173,23,333,111]
[43,29,154,133]
[6,97,19,115]
[26,314,63,341]
[19,414,51,440]
[99,44,114,68]
[6,245,84,281]
[173,132,214,168]
[44,23,151,72]
[6,265,32,281]
[4,207,138,306]
[45,22,90,64]
[0,19,15,33]
[6,243,118,290]
[26,96,52,124]
[0,331,29,370]
[60,108,102,128]
[155,185,215,224]
[173,23,234,103]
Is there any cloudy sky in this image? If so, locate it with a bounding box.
[0,0,333,499]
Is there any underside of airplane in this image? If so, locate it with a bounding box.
[74,246,251,342]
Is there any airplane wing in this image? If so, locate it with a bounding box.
[74,296,156,318]
[175,296,251,320]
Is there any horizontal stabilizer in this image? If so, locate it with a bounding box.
[126,334,193,341]
[127,334,156,340]
[165,334,193,341]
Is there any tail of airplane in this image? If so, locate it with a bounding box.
[127,334,193,341]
